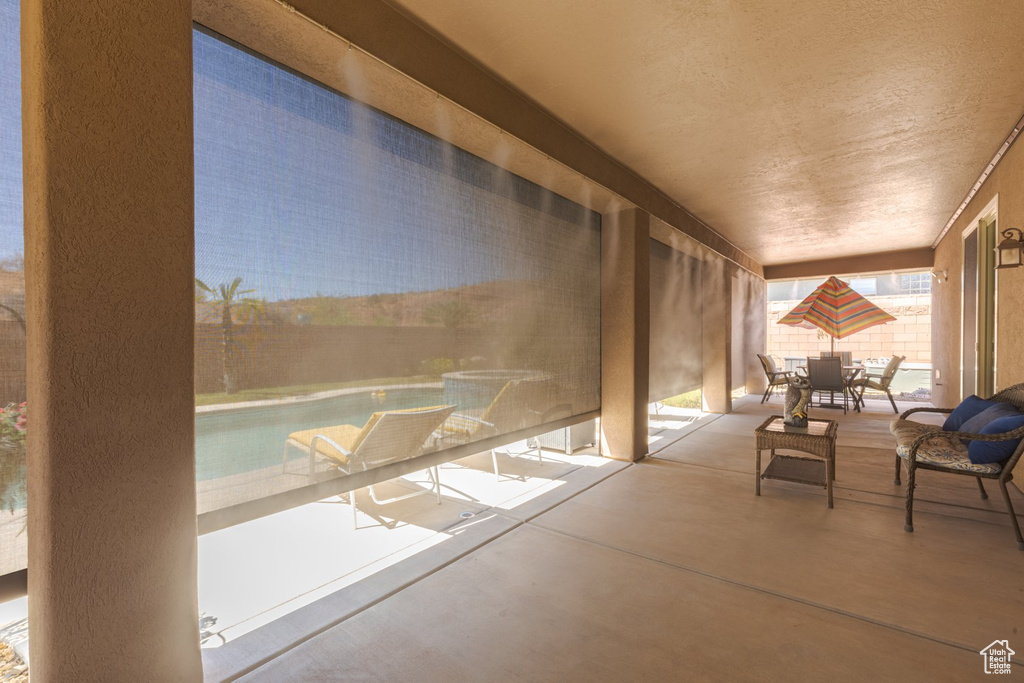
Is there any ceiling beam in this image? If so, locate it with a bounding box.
[763,248,934,281]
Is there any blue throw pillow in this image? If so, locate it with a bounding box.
[968,413,1024,464]
[943,395,1000,432]
[959,402,1019,439]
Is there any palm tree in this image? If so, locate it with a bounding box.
[0,303,24,333]
[195,277,266,394]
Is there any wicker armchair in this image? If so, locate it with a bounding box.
[757,354,791,404]
[890,383,1024,550]
[851,354,904,413]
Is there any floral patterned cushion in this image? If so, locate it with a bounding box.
[889,418,1003,474]
[889,418,935,444]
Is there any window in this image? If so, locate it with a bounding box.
[848,277,877,296]
[900,272,931,294]
[0,0,25,578]
[193,29,601,518]
[766,280,797,302]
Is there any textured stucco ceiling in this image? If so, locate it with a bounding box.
[385,0,1024,265]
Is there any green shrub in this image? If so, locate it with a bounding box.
[422,357,454,377]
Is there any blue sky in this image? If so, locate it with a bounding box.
[0,0,22,263]
[1,14,598,302]
[194,30,598,302]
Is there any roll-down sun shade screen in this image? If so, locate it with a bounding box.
[0,0,26,577]
[649,239,703,403]
[193,28,601,516]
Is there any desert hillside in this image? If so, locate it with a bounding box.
[197,279,555,328]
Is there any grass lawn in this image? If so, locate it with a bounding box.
[659,388,702,409]
[195,375,439,407]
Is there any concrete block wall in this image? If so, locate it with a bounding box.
[766,294,932,363]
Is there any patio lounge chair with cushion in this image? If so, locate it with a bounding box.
[889,383,1024,549]
[851,354,904,413]
[757,354,792,404]
[437,378,560,480]
[284,404,457,527]
[806,355,848,413]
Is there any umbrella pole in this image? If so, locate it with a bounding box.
[831,336,836,354]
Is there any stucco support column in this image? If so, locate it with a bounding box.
[601,208,650,460]
[745,277,767,397]
[22,1,201,680]
[703,260,731,413]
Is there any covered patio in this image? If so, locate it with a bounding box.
[5,0,1024,680]
[228,395,1024,680]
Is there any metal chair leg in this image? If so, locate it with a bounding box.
[761,384,772,404]
[976,477,989,500]
[886,389,898,414]
[904,463,916,532]
[893,455,901,485]
[997,478,1024,550]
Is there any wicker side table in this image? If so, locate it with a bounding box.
[755,415,839,508]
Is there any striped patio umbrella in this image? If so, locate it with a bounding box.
[777,276,896,353]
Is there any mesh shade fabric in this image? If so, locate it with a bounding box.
[648,239,702,402]
[193,30,601,515]
[0,0,25,577]
[731,269,766,393]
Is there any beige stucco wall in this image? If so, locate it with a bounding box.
[932,232,963,407]
[932,135,1024,407]
[22,0,201,679]
[601,209,650,460]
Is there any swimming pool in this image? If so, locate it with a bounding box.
[195,387,444,481]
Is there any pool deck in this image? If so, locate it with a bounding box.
[195,382,443,415]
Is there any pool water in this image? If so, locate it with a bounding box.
[195,387,444,481]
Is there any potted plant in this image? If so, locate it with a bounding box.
[0,402,26,513]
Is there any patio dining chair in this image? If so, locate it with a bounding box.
[284,404,457,528]
[822,351,861,409]
[821,350,853,367]
[850,354,904,413]
[806,356,848,413]
[757,354,792,404]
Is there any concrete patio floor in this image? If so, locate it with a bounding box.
[0,406,712,677]
[229,394,1024,682]
[198,441,619,650]
[196,406,710,652]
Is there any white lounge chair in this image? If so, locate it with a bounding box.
[437,379,559,480]
[284,404,456,528]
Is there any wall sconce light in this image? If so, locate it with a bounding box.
[931,269,947,283]
[994,227,1024,269]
